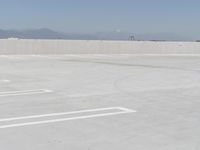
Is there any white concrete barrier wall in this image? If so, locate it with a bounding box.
[0,39,200,54]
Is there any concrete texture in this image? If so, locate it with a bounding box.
[0,54,200,150]
[1,39,200,54]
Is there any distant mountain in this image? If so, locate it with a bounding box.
[0,28,81,39]
[0,28,129,40]
[0,28,193,41]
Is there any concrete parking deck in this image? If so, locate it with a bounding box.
[0,54,200,150]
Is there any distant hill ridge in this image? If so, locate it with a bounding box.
[0,28,192,41]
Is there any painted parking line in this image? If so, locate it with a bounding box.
[0,107,136,129]
[0,80,11,83]
[0,55,23,59]
[0,89,52,97]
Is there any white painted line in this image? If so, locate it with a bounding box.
[0,55,22,59]
[0,89,52,97]
[0,107,136,129]
[0,107,135,122]
[0,80,11,83]
[115,107,135,113]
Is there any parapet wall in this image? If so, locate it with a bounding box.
[0,39,200,54]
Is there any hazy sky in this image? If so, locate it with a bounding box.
[0,0,200,38]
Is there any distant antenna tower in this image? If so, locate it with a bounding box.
[129,34,135,41]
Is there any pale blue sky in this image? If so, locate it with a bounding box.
[0,0,200,38]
